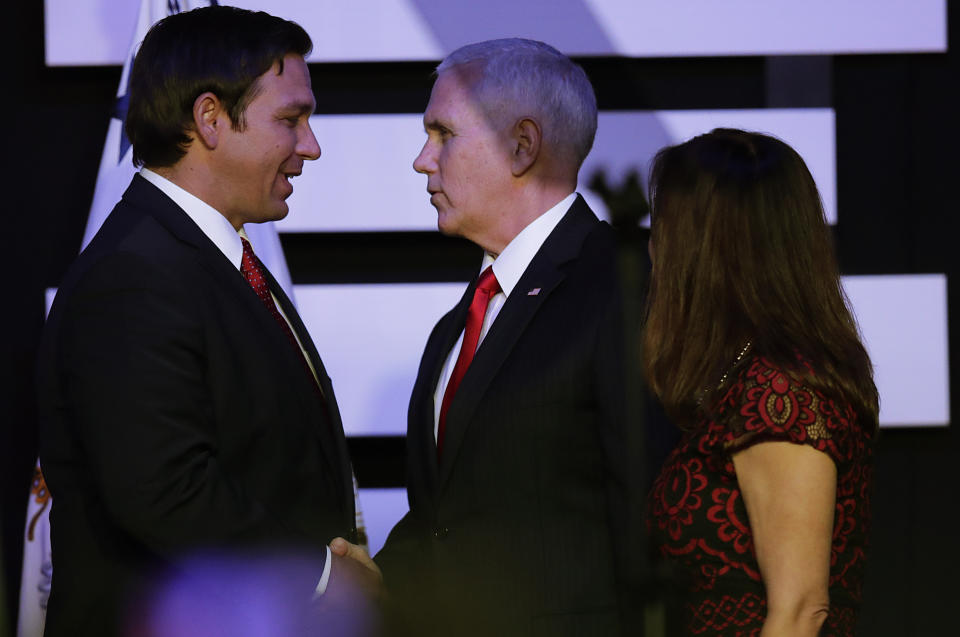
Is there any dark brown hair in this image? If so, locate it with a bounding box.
[643,128,878,429]
[126,5,312,168]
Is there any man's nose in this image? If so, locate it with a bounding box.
[298,122,321,160]
[413,140,435,174]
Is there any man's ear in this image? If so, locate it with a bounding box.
[510,117,541,177]
[192,92,224,150]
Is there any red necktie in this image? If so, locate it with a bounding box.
[437,266,501,457]
[240,237,322,396]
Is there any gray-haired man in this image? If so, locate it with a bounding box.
[372,39,643,636]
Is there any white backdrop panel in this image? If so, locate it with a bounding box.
[227,0,443,62]
[278,108,836,232]
[843,273,950,426]
[583,0,946,57]
[358,488,408,556]
[45,0,946,65]
[295,274,950,433]
[582,108,837,225]
[280,114,432,232]
[295,283,466,436]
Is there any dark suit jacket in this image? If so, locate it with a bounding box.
[378,197,644,637]
[37,174,357,637]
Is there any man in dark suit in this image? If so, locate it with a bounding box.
[37,7,377,636]
[368,39,644,636]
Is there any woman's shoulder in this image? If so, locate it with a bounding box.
[711,354,868,465]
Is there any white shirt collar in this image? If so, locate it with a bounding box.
[140,168,245,270]
[486,192,577,296]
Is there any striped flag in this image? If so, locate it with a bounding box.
[15,463,51,637]
[19,2,364,635]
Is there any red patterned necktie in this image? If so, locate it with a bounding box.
[437,266,501,458]
[240,237,322,396]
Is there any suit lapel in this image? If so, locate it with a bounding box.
[438,197,600,484]
[412,281,477,495]
[263,264,351,511]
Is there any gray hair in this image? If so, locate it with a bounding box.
[437,38,598,170]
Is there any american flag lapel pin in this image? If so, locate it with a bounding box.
[527,287,541,296]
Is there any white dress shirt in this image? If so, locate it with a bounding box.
[432,192,578,438]
[139,168,333,595]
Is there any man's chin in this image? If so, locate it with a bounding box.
[260,203,290,223]
[436,211,459,237]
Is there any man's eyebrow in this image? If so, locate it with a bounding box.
[423,118,447,132]
[280,99,316,115]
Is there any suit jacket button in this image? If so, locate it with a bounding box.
[433,527,449,540]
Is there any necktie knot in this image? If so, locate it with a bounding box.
[240,237,261,281]
[476,266,501,297]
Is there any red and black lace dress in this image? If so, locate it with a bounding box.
[648,356,874,636]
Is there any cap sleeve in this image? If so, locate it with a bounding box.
[720,357,858,467]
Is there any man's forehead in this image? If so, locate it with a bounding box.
[262,53,310,83]
[427,69,483,112]
[428,70,515,138]
[257,55,315,108]
[436,64,484,97]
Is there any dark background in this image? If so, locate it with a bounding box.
[3,3,957,635]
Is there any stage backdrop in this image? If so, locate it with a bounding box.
[38,0,952,560]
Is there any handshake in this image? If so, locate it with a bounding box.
[324,537,383,604]
[307,538,383,637]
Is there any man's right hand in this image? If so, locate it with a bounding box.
[330,538,382,580]
[311,541,383,636]
[319,537,382,612]
[327,537,383,599]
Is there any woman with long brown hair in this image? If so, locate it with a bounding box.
[645,128,878,636]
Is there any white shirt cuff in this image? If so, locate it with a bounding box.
[313,546,332,599]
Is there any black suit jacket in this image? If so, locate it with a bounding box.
[37,175,356,636]
[378,197,644,637]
